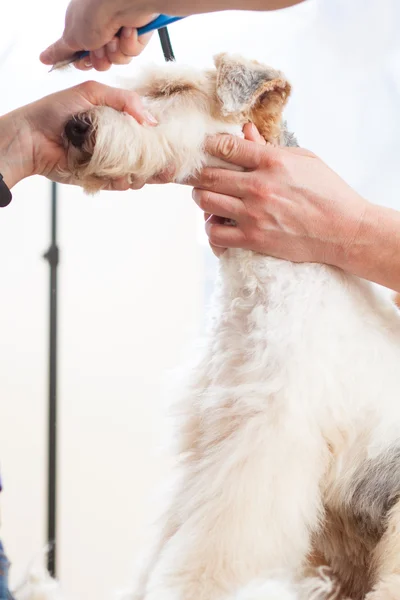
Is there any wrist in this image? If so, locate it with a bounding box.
[314,194,370,274]
[335,201,373,273]
[0,110,34,189]
[113,0,158,20]
[338,202,400,290]
[141,0,304,15]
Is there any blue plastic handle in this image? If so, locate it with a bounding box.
[74,15,184,62]
[138,15,184,35]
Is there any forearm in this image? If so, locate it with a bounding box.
[341,203,400,293]
[141,0,304,16]
[0,111,32,189]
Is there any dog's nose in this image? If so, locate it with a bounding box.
[64,116,91,148]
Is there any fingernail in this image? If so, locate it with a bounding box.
[143,111,158,126]
[107,40,118,53]
[84,59,92,68]
[122,27,133,38]
[94,47,105,59]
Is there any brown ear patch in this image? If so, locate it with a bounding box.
[214,53,284,114]
[250,78,292,143]
[214,53,291,143]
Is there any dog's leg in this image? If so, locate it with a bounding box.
[140,415,327,600]
[131,402,204,600]
[131,516,180,600]
[366,500,400,600]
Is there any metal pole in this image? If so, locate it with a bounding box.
[43,181,59,577]
[40,26,174,579]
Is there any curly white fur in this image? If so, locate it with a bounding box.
[48,54,400,600]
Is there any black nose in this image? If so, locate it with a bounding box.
[64,116,91,148]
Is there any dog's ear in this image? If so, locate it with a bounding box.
[214,53,291,142]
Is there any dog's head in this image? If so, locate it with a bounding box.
[62,54,294,191]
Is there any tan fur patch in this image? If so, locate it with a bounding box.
[146,82,197,99]
[312,507,375,600]
[370,500,400,583]
[250,79,292,142]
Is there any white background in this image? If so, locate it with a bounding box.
[0,1,399,599]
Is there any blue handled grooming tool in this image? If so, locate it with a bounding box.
[50,15,184,70]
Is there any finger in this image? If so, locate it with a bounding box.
[102,176,133,191]
[205,216,246,249]
[204,214,228,257]
[73,56,93,71]
[210,242,226,257]
[90,47,112,71]
[120,28,154,57]
[147,165,176,184]
[106,38,133,65]
[110,176,131,191]
[185,168,249,198]
[40,37,78,66]
[243,122,267,145]
[205,134,266,170]
[204,213,226,258]
[78,82,158,126]
[40,14,118,65]
[140,163,176,185]
[129,178,146,190]
[192,188,243,220]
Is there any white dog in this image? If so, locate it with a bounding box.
[58,54,400,600]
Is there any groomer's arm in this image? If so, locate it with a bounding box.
[40,0,304,71]
[150,0,304,13]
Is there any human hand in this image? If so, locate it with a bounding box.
[199,123,267,256]
[188,124,369,269]
[0,81,157,190]
[40,0,156,72]
[39,0,309,71]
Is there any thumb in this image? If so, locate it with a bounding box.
[243,122,267,145]
[205,134,264,171]
[77,82,158,126]
[40,37,79,66]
